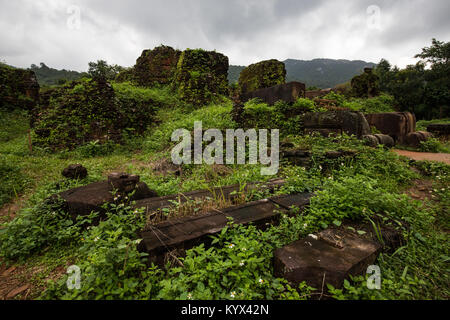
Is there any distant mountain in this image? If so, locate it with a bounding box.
[228,59,376,89]
[29,63,87,86]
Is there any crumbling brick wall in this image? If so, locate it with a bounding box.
[133,45,181,87]
[0,63,39,110]
[173,49,229,106]
[238,59,286,95]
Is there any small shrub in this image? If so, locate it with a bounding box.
[420,137,447,153]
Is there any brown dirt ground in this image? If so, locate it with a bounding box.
[393,149,450,165]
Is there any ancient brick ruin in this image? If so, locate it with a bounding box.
[173,49,229,106]
[351,67,380,98]
[238,59,286,95]
[133,45,181,87]
[302,111,371,138]
[240,81,306,105]
[0,63,40,110]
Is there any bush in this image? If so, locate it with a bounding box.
[420,137,449,153]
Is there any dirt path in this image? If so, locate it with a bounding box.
[393,149,450,165]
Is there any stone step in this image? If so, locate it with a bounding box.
[138,193,312,265]
[133,179,285,213]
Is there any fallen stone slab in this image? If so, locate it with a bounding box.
[273,221,404,291]
[274,229,381,291]
[56,173,157,219]
[427,124,450,137]
[138,193,312,265]
[133,179,285,214]
[303,111,371,138]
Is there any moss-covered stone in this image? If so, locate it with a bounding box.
[133,45,181,87]
[31,79,157,150]
[351,68,380,98]
[173,49,229,106]
[238,59,286,95]
[0,63,39,110]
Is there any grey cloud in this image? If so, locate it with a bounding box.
[0,0,448,71]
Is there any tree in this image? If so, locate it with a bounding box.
[415,39,450,118]
[374,59,393,92]
[415,38,450,65]
[88,60,123,81]
[375,39,450,119]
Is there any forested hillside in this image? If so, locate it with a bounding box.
[228,59,376,89]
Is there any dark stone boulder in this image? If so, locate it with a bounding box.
[363,134,395,148]
[303,111,371,138]
[405,131,433,147]
[240,82,306,106]
[365,112,416,144]
[373,134,395,148]
[57,173,158,219]
[238,59,286,95]
[62,164,88,180]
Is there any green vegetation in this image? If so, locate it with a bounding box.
[240,93,396,133]
[416,118,450,131]
[30,63,86,86]
[374,39,450,120]
[0,41,449,301]
[228,59,376,89]
[87,60,125,81]
[1,92,448,300]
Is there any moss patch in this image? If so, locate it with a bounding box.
[238,59,286,95]
[173,49,229,107]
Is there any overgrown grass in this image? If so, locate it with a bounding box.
[0,94,449,300]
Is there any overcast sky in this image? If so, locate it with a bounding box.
[1,0,449,71]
